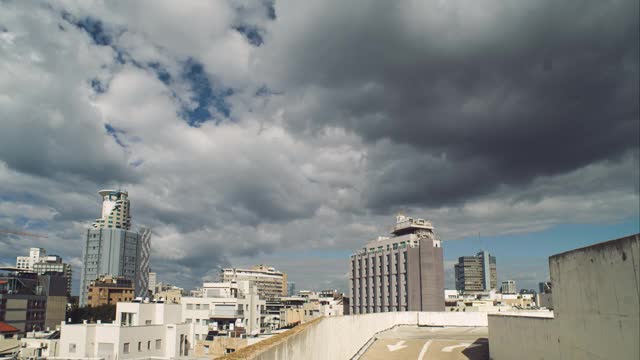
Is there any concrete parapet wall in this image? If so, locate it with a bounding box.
[221,311,488,360]
[488,234,640,360]
[488,314,558,359]
[417,311,488,326]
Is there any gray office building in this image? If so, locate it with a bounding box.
[79,190,151,306]
[349,215,445,314]
[454,250,498,292]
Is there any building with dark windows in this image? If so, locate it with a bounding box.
[454,250,498,292]
[349,215,445,314]
[0,268,67,333]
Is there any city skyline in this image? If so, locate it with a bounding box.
[1,0,638,297]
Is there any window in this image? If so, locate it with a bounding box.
[138,342,142,351]
[145,320,152,325]
[186,318,192,323]
[123,343,130,354]
[155,339,162,349]
[186,304,193,310]
[147,341,151,350]
[196,304,201,310]
[69,344,76,353]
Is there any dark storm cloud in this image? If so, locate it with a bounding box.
[261,0,639,210]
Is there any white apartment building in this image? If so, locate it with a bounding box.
[220,265,287,300]
[55,302,192,360]
[16,247,46,270]
[181,281,264,341]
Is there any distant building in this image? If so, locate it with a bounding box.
[287,282,296,296]
[86,276,135,308]
[16,249,72,297]
[155,284,183,304]
[16,248,46,271]
[0,268,67,333]
[501,280,517,294]
[57,302,192,359]
[538,281,552,294]
[349,215,445,314]
[148,272,157,295]
[80,190,151,306]
[181,281,265,340]
[454,250,498,292]
[220,265,287,300]
[33,255,72,296]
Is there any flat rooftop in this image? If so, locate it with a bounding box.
[359,325,488,360]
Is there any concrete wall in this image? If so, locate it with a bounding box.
[489,315,558,359]
[489,234,640,360]
[220,311,489,360]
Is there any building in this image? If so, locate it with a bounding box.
[181,281,265,341]
[16,249,73,296]
[349,215,445,314]
[220,265,287,300]
[33,255,73,296]
[538,281,552,294]
[80,190,151,306]
[86,276,135,307]
[501,280,517,294]
[16,247,46,271]
[148,271,157,295]
[0,268,67,333]
[56,302,192,360]
[287,282,296,296]
[488,233,639,360]
[454,250,498,292]
[155,284,183,304]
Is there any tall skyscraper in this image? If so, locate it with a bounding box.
[79,190,151,306]
[454,250,498,292]
[349,215,445,314]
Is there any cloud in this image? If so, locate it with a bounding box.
[0,0,637,293]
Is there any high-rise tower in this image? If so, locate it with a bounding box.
[80,190,151,306]
[349,215,445,314]
[454,250,498,292]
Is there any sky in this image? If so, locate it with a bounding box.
[0,0,638,295]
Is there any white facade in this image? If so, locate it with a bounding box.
[56,303,192,360]
[148,271,157,294]
[181,281,264,340]
[501,280,517,294]
[93,190,131,230]
[15,247,46,270]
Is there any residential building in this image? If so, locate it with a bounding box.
[181,281,265,341]
[86,276,135,307]
[33,255,73,296]
[155,284,183,304]
[0,268,67,333]
[80,190,151,306]
[56,302,192,360]
[220,265,287,300]
[501,280,517,294]
[454,250,498,292]
[349,214,445,314]
[16,248,47,271]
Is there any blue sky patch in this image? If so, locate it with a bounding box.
[148,62,171,85]
[104,123,127,148]
[179,58,232,127]
[234,25,264,46]
[63,14,112,46]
